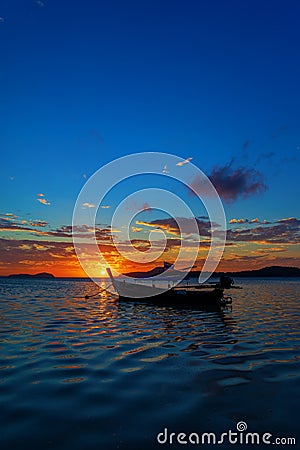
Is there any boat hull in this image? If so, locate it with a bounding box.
[118,288,224,307]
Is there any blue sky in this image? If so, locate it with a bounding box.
[0,0,299,275]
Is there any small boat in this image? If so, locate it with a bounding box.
[106,268,238,308]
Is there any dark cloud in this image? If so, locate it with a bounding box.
[53,225,116,241]
[191,163,267,202]
[0,217,42,234]
[226,219,300,244]
[276,217,300,224]
[211,164,266,202]
[139,217,300,247]
[136,217,220,237]
[0,217,117,242]
[130,237,182,252]
[0,237,119,268]
[0,238,75,265]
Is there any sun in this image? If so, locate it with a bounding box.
[100,268,107,277]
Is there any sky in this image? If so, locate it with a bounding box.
[0,0,299,277]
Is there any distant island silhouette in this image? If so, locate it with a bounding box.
[190,265,300,279]
[126,265,300,279]
[8,272,55,279]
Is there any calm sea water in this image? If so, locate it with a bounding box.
[0,277,299,449]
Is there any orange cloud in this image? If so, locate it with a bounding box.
[131,226,143,232]
[230,218,246,224]
[230,218,269,225]
[176,157,193,166]
[29,221,48,227]
[37,198,50,206]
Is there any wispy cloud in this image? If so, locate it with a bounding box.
[131,226,143,233]
[0,217,48,235]
[125,201,152,212]
[4,213,17,218]
[36,193,50,205]
[82,202,95,209]
[176,157,193,167]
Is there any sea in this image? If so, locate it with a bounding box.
[0,277,299,449]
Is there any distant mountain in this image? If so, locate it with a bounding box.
[8,272,55,279]
[126,265,300,279]
[186,266,300,279]
[221,266,300,278]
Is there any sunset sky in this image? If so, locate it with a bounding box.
[1,0,300,277]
